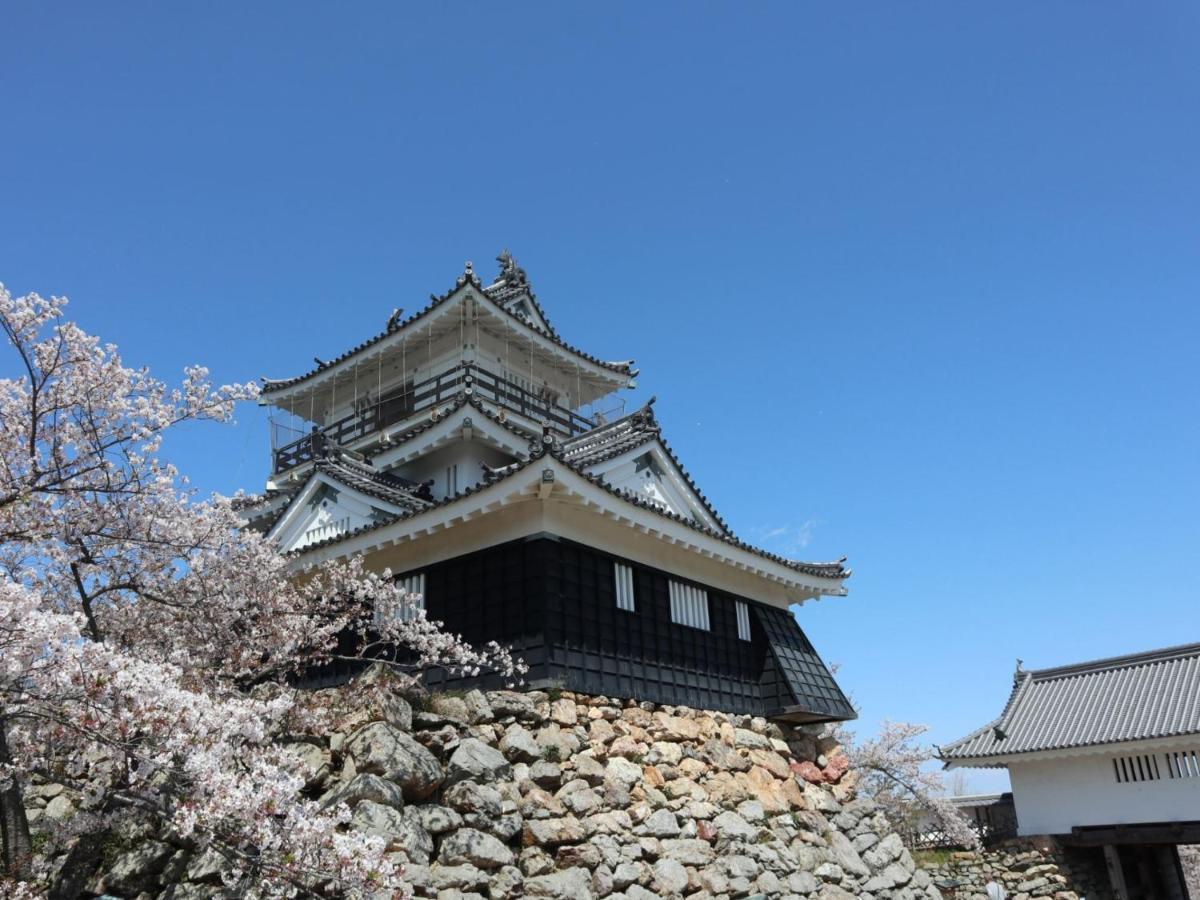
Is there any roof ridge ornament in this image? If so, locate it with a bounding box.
[457,261,481,288]
[494,248,529,288]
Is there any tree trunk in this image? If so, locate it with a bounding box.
[0,715,33,881]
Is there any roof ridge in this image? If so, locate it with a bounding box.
[261,265,633,395]
[1030,641,1200,681]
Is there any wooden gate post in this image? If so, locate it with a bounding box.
[1104,844,1131,900]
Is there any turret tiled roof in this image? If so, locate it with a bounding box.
[941,642,1200,764]
[283,441,850,584]
[260,255,634,396]
[560,398,733,537]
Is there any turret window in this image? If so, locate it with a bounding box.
[614,562,636,612]
[735,601,751,641]
[669,580,710,631]
[375,572,426,628]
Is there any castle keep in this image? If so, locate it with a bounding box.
[240,253,854,723]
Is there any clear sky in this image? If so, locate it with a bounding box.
[4,3,1198,793]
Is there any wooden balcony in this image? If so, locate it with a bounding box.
[272,363,596,474]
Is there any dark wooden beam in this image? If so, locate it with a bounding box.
[1065,821,1200,847]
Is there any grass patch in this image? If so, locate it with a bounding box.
[913,848,957,867]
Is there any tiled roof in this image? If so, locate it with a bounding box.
[483,249,558,339]
[560,400,661,467]
[287,442,851,584]
[313,454,433,514]
[560,398,733,537]
[366,393,540,461]
[941,643,1200,763]
[261,256,633,396]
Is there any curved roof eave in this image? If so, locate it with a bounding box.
[285,444,851,592]
[260,272,635,401]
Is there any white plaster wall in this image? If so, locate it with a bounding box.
[393,441,512,499]
[1009,751,1200,835]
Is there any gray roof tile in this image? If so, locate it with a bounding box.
[941,643,1200,762]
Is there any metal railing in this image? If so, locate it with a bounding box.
[271,363,597,474]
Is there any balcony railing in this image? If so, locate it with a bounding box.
[272,363,597,474]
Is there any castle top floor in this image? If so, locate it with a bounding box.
[260,253,637,476]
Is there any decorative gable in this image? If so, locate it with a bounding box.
[267,472,412,554]
[587,443,726,533]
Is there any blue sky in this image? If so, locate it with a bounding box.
[4,3,1198,793]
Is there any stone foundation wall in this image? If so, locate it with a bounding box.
[919,841,1113,900]
[34,668,946,899]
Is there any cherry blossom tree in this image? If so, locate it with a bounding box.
[0,284,523,896]
[848,720,982,850]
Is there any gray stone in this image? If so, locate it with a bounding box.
[100,840,175,895]
[826,829,870,876]
[659,838,715,865]
[536,724,581,759]
[462,689,493,724]
[43,793,75,820]
[699,739,752,772]
[525,866,596,899]
[428,863,490,891]
[345,721,443,799]
[852,831,880,853]
[572,754,606,785]
[444,780,503,816]
[652,858,689,894]
[604,756,643,788]
[736,799,766,823]
[814,861,845,881]
[320,772,405,811]
[788,870,819,893]
[723,854,761,879]
[488,690,541,722]
[529,759,563,788]
[643,808,681,837]
[490,865,525,899]
[350,800,433,862]
[500,724,542,762]
[863,831,905,869]
[491,812,524,842]
[612,860,644,888]
[185,846,232,884]
[560,785,602,815]
[446,738,512,786]
[382,694,413,731]
[712,810,757,841]
[438,827,515,869]
[733,727,771,749]
[402,803,463,835]
[523,816,585,846]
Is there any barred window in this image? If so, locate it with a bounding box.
[375,572,426,628]
[669,579,710,631]
[614,562,636,612]
[735,600,751,641]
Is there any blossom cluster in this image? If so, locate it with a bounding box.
[0,284,520,896]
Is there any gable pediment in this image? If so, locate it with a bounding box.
[584,440,728,535]
[267,472,410,554]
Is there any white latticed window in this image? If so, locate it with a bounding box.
[735,600,751,642]
[1113,752,1162,783]
[1112,750,1200,784]
[669,579,710,631]
[375,572,426,628]
[614,562,635,612]
[1166,749,1200,779]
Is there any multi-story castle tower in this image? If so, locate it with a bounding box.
[240,253,854,723]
